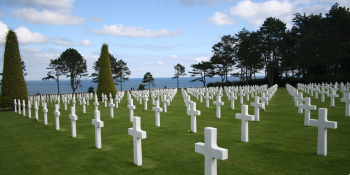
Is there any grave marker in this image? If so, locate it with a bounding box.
[299,97,316,126]
[195,127,228,175]
[309,108,337,156]
[69,107,78,137]
[54,104,60,130]
[128,117,147,166]
[152,100,163,127]
[235,105,255,142]
[187,101,201,133]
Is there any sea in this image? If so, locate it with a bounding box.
[0,76,263,95]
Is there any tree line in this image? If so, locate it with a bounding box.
[188,3,350,87]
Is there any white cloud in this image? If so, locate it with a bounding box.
[91,16,102,23]
[195,57,209,62]
[55,38,74,46]
[94,24,181,38]
[20,47,60,64]
[0,21,9,44]
[145,62,150,64]
[157,61,164,65]
[80,39,91,46]
[109,50,113,54]
[138,68,146,71]
[230,0,294,28]
[4,0,75,11]
[13,8,86,25]
[208,12,235,25]
[14,26,50,44]
[171,55,178,58]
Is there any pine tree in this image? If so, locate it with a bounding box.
[96,44,117,100]
[0,29,28,108]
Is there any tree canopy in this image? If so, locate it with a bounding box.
[172,63,186,89]
[142,72,155,89]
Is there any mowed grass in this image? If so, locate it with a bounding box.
[0,87,349,175]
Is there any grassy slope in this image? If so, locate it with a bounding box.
[0,87,349,175]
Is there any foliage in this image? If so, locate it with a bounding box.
[114,59,131,91]
[171,63,186,89]
[96,44,117,100]
[56,48,88,95]
[137,84,146,90]
[188,61,214,87]
[87,86,94,93]
[210,35,236,86]
[91,54,131,91]
[42,58,62,94]
[0,29,28,108]
[142,72,155,89]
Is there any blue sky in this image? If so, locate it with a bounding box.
[0,0,347,80]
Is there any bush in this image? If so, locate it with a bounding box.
[137,84,146,90]
[87,86,94,93]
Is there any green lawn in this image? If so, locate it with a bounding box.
[0,87,349,175]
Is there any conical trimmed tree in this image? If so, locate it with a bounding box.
[0,29,28,108]
[96,44,117,100]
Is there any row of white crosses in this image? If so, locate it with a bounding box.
[298,82,350,116]
[286,84,338,156]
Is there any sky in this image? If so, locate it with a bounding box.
[0,0,348,80]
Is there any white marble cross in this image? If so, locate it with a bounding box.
[309,108,337,156]
[54,104,60,130]
[299,97,316,126]
[340,92,350,116]
[92,107,104,149]
[128,117,147,166]
[69,107,78,137]
[161,96,169,113]
[109,97,115,118]
[82,97,86,113]
[22,100,26,116]
[93,93,99,111]
[250,96,263,121]
[319,86,327,102]
[43,103,48,125]
[18,99,21,114]
[152,100,163,127]
[34,100,39,121]
[228,92,237,109]
[127,99,136,122]
[238,90,245,104]
[195,127,228,175]
[114,95,119,108]
[236,105,255,142]
[204,91,211,108]
[104,95,108,107]
[187,101,201,133]
[213,95,224,118]
[184,95,191,110]
[296,92,305,114]
[27,101,31,118]
[327,89,338,107]
[143,95,148,110]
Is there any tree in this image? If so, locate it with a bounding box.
[137,84,146,90]
[259,17,286,86]
[56,48,88,94]
[114,59,131,91]
[91,54,118,83]
[87,86,94,93]
[210,35,237,86]
[142,72,155,89]
[91,54,131,91]
[0,29,28,108]
[171,63,186,89]
[324,3,350,82]
[96,44,117,100]
[42,58,62,94]
[235,28,264,84]
[188,61,214,87]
